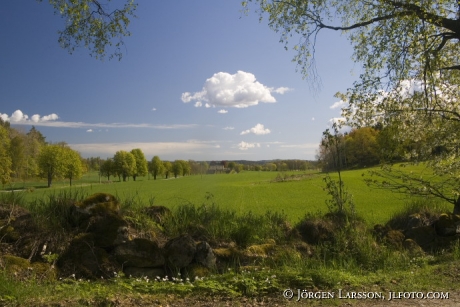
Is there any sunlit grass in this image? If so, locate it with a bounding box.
[2,164,444,225]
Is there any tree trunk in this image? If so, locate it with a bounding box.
[133,175,137,181]
[47,172,52,188]
[454,197,460,215]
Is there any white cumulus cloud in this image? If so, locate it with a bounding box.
[238,141,261,150]
[240,123,271,135]
[181,71,289,108]
[194,101,202,107]
[86,129,93,133]
[0,110,58,123]
[218,109,228,114]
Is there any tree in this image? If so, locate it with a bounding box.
[0,125,12,185]
[247,1,460,213]
[100,158,115,181]
[172,160,183,178]
[344,127,380,168]
[113,150,136,181]
[163,161,172,179]
[178,160,191,176]
[130,148,148,181]
[38,144,67,187]
[24,126,46,180]
[62,147,84,186]
[150,156,164,180]
[38,0,137,60]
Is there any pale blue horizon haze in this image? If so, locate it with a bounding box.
[0,0,357,161]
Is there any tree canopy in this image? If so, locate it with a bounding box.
[247,0,460,213]
[41,0,137,60]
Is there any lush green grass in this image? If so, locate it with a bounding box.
[1,164,450,225]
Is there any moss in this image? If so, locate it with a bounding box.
[185,263,211,278]
[213,247,239,259]
[245,243,275,257]
[76,193,120,215]
[384,230,405,249]
[0,225,19,242]
[1,254,56,281]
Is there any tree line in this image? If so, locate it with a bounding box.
[316,125,425,172]
[0,119,85,187]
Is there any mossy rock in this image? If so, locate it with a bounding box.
[1,254,56,281]
[296,218,335,244]
[434,213,460,236]
[114,238,165,268]
[57,233,120,279]
[76,193,120,215]
[86,212,129,247]
[164,234,196,269]
[405,226,436,251]
[403,239,425,257]
[213,247,240,259]
[384,230,405,249]
[245,243,276,258]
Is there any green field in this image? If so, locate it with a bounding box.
[2,164,445,225]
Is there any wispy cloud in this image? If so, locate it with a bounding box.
[69,140,222,159]
[86,129,93,133]
[1,109,196,129]
[240,123,271,135]
[152,108,157,111]
[223,126,234,130]
[218,109,228,114]
[182,71,289,109]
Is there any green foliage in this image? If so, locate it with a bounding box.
[113,150,136,181]
[150,155,164,180]
[163,194,289,247]
[100,158,115,181]
[323,174,356,218]
[130,148,148,181]
[44,0,137,60]
[0,125,12,184]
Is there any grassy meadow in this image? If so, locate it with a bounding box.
[1,164,448,225]
[2,164,460,306]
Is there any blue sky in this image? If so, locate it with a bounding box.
[0,0,357,161]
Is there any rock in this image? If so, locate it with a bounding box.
[403,239,425,257]
[297,218,335,244]
[434,213,460,236]
[86,213,128,248]
[123,266,165,279]
[114,238,164,268]
[57,233,120,279]
[164,234,196,269]
[404,226,436,250]
[384,230,405,249]
[406,213,426,229]
[0,254,56,281]
[76,193,120,215]
[194,241,216,268]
